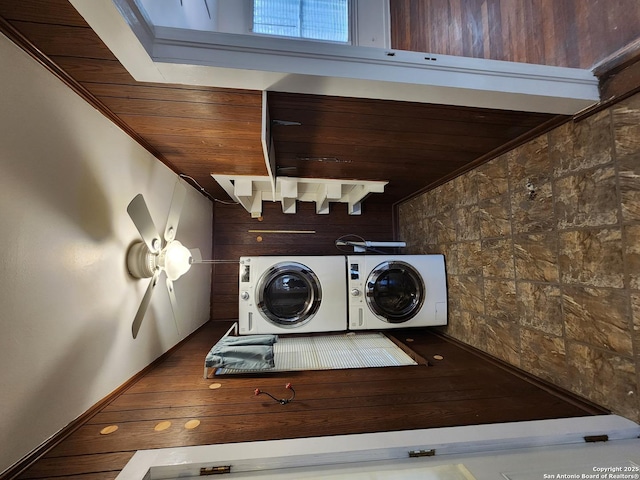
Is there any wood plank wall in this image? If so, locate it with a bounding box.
[390,0,640,69]
[210,201,393,320]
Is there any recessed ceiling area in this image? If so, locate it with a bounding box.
[0,1,600,207]
[75,0,600,113]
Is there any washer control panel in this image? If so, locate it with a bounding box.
[239,259,253,304]
[348,262,364,305]
[348,261,365,328]
[350,263,360,280]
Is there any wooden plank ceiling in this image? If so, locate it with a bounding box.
[0,0,566,206]
[390,0,640,69]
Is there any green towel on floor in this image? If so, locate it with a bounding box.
[205,334,278,369]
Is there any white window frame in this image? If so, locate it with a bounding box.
[213,0,389,48]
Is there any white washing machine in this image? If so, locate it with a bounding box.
[238,256,347,335]
[347,254,447,330]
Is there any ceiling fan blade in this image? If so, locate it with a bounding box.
[189,248,203,263]
[166,278,180,336]
[132,271,160,339]
[127,194,162,254]
[164,181,187,242]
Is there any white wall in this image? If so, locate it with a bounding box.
[0,32,213,473]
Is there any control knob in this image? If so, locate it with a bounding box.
[350,288,361,297]
[240,291,250,301]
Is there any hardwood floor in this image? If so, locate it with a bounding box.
[16,322,605,479]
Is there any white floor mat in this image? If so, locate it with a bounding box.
[216,332,417,375]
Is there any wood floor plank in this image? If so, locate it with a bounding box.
[89,384,557,426]
[18,452,131,479]
[45,395,590,458]
[124,366,516,395]
[110,371,542,409]
[97,376,545,416]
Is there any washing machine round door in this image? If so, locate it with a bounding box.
[256,262,322,327]
[366,261,425,323]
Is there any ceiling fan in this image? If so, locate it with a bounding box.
[126,181,202,339]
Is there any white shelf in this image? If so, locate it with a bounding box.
[212,174,387,217]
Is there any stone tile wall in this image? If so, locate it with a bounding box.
[398,93,640,422]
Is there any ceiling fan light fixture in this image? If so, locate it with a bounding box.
[126,241,156,279]
[126,181,194,338]
[161,240,193,281]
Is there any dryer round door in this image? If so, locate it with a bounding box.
[256,262,322,328]
[365,260,425,323]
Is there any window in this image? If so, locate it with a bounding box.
[252,0,349,43]
[129,0,389,48]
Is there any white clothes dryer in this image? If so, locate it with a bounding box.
[347,254,447,330]
[238,256,347,335]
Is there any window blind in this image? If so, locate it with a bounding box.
[253,0,349,42]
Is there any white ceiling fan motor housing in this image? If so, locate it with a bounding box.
[127,241,157,279]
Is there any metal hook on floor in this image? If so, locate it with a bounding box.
[254,383,295,405]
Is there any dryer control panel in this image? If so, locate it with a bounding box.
[350,263,360,280]
[240,262,250,283]
[348,261,366,328]
[348,262,364,299]
[238,258,254,334]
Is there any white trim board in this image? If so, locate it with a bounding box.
[116,415,640,479]
[69,0,599,114]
